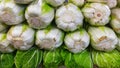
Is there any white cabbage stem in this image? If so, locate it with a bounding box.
[88,26,118,52]
[69,0,85,7]
[110,8,120,34]
[64,29,90,53]
[117,35,120,51]
[0,0,25,25]
[82,3,111,26]
[36,27,64,50]
[14,0,34,4]
[56,3,84,31]
[25,0,54,29]
[0,33,15,53]
[45,0,65,7]
[7,24,35,50]
[87,0,117,8]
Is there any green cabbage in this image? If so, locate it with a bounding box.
[15,47,43,68]
[92,49,120,68]
[0,53,14,68]
[61,48,93,68]
[43,49,62,68]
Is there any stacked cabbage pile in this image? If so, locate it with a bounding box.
[0,0,120,68]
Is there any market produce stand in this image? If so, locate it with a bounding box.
[0,0,120,68]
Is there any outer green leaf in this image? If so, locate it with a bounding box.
[61,48,78,68]
[73,49,93,68]
[61,49,93,68]
[92,49,120,68]
[65,53,79,68]
[60,48,69,61]
[0,53,14,68]
[43,49,62,68]
[41,3,53,14]
[15,47,43,68]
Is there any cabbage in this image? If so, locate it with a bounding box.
[92,49,120,68]
[61,49,93,68]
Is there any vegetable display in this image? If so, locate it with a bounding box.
[0,0,120,68]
